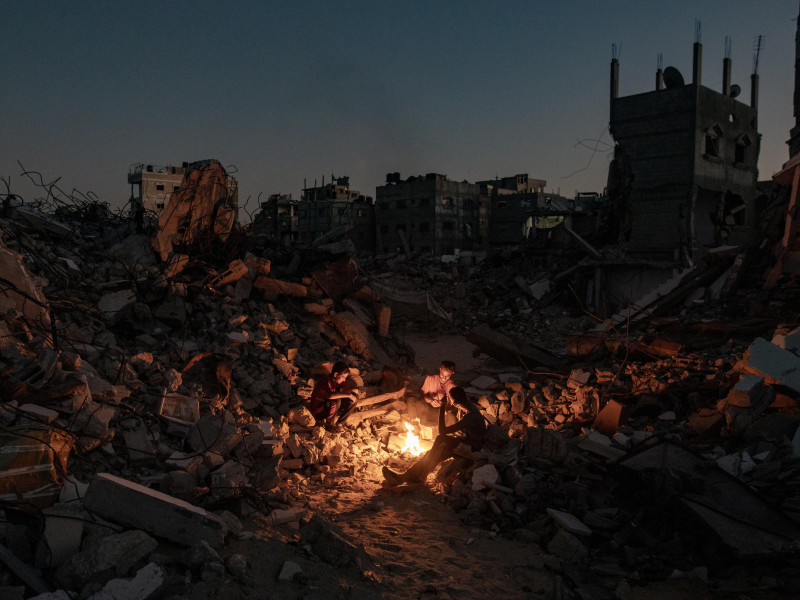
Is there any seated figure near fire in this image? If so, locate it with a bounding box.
[309,361,358,433]
[420,360,456,408]
[382,386,485,486]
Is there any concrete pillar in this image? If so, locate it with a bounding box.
[722,57,731,96]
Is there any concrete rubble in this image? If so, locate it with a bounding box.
[0,180,799,599]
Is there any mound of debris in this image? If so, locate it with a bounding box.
[0,168,799,599]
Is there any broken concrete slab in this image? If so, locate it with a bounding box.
[618,441,800,558]
[740,337,800,394]
[54,529,158,591]
[467,323,561,369]
[97,289,137,324]
[0,427,73,508]
[83,473,228,547]
[546,507,592,537]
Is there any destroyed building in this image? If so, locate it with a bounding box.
[609,34,760,259]
[128,163,188,214]
[476,174,547,248]
[296,176,375,253]
[252,193,299,246]
[375,172,483,255]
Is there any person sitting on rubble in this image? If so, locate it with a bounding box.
[383,386,485,486]
[309,361,359,433]
[421,360,456,408]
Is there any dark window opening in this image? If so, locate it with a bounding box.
[156,184,165,191]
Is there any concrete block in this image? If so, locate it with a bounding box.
[567,368,591,389]
[741,338,800,393]
[771,325,800,354]
[278,561,303,581]
[97,289,137,324]
[35,504,85,568]
[578,430,626,461]
[83,473,227,547]
[89,562,164,600]
[210,259,248,288]
[17,404,58,424]
[592,399,628,436]
[123,427,155,464]
[55,529,158,591]
[546,507,592,537]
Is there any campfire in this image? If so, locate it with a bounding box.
[401,421,424,456]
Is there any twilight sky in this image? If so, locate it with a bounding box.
[2,1,797,217]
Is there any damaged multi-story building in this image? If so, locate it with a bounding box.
[608,33,760,260]
[128,161,240,218]
[252,193,299,246]
[296,176,375,252]
[375,172,482,255]
[475,174,546,249]
[128,163,188,213]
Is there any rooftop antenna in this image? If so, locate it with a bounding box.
[695,20,701,44]
[752,34,763,74]
[657,53,663,70]
[725,36,731,59]
[612,43,620,60]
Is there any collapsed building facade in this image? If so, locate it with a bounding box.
[295,176,375,254]
[375,172,483,256]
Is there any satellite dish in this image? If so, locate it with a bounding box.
[730,84,741,98]
[663,66,685,89]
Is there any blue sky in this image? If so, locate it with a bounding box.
[2,1,797,217]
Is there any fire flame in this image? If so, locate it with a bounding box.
[401,421,424,456]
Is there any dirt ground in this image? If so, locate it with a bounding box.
[221,465,739,600]
[184,332,792,600]
[400,331,497,385]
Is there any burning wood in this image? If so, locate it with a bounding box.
[400,421,424,456]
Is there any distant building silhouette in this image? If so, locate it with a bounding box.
[375,172,482,255]
[609,35,759,259]
[297,176,375,252]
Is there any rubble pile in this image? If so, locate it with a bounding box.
[0,176,799,599]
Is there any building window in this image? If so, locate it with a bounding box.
[443,221,454,231]
[396,200,407,209]
[380,224,389,233]
[337,208,346,216]
[156,202,165,209]
[735,134,751,164]
[317,207,325,216]
[442,196,454,208]
[357,209,364,217]
[156,184,165,191]
[419,222,430,232]
[704,124,723,159]
[420,198,430,207]
[173,185,180,191]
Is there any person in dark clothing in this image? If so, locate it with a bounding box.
[309,361,358,432]
[383,386,485,485]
